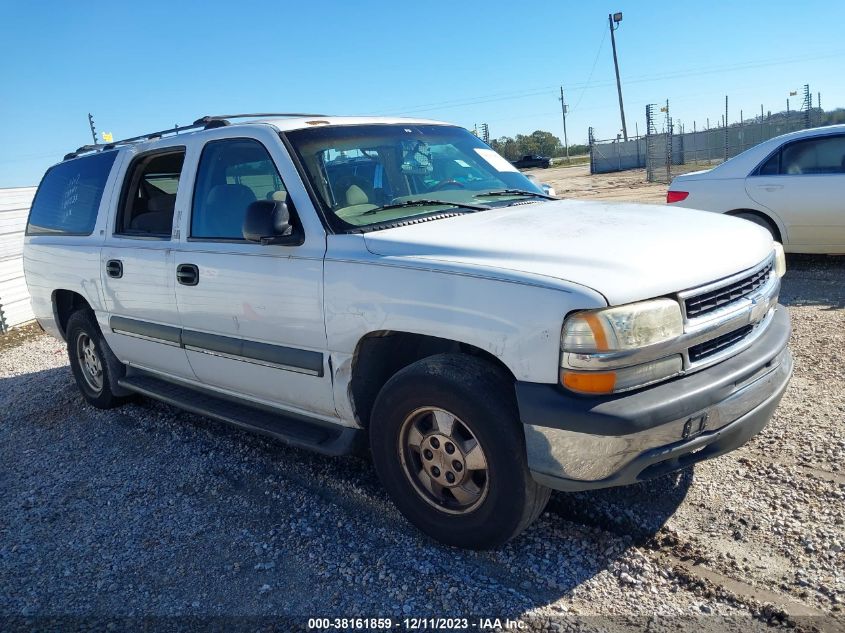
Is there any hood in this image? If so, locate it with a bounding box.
[362,199,773,305]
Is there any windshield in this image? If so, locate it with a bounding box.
[284,124,547,231]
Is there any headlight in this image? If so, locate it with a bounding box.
[773,242,786,278]
[560,299,684,395]
[561,298,683,353]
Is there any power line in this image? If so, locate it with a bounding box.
[571,24,608,113]
[386,86,558,115]
[376,49,844,116]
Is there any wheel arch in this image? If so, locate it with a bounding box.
[349,329,516,430]
[52,289,92,341]
[725,208,784,244]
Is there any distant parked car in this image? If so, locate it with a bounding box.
[512,154,551,169]
[667,124,845,254]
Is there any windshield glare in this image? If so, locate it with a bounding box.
[285,124,546,230]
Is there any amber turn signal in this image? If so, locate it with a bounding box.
[561,370,617,395]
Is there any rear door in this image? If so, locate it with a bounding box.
[747,133,845,248]
[171,128,334,418]
[100,146,195,379]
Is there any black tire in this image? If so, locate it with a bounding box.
[733,212,778,241]
[66,309,129,409]
[370,353,550,549]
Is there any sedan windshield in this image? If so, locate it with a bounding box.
[284,124,548,231]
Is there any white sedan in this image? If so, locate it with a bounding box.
[667,124,845,253]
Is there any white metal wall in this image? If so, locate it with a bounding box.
[0,187,37,332]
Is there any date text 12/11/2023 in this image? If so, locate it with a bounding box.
[307,617,527,630]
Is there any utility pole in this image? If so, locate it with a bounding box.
[803,84,811,128]
[559,86,570,161]
[608,12,628,141]
[88,113,98,145]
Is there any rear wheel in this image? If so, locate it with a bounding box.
[66,310,129,409]
[733,211,778,241]
[370,354,550,549]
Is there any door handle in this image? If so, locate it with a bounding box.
[757,184,783,191]
[176,263,199,286]
[105,259,123,279]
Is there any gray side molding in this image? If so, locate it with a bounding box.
[181,329,324,376]
[110,316,182,345]
[109,315,323,376]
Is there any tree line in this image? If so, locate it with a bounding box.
[485,108,844,161]
[488,130,589,161]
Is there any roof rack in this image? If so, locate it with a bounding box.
[192,113,329,126]
[63,112,330,161]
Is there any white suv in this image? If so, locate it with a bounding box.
[24,114,793,549]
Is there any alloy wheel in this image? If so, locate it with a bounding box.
[398,407,489,515]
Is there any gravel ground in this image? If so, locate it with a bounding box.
[524,164,667,205]
[1,256,843,633]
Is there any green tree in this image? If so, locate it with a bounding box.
[490,130,565,160]
[821,108,845,125]
[490,136,520,161]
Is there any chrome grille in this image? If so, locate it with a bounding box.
[688,324,754,363]
[685,262,773,319]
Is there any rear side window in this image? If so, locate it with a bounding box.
[781,135,845,175]
[757,151,780,176]
[26,151,117,236]
[116,150,185,237]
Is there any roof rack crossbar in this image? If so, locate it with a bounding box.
[65,121,210,159]
[193,113,329,125]
[65,113,331,160]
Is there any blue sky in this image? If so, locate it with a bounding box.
[1,0,842,187]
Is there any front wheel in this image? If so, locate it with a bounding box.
[370,354,550,549]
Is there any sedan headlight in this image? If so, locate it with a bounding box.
[773,242,786,278]
[560,298,684,395]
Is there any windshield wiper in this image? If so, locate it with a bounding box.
[361,199,490,216]
[473,189,557,200]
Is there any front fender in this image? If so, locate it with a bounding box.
[324,258,606,384]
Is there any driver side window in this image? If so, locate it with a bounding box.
[191,138,287,240]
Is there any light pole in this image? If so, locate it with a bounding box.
[608,12,628,142]
[559,86,570,161]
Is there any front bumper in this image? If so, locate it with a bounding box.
[518,306,792,491]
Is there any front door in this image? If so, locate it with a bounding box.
[172,136,334,418]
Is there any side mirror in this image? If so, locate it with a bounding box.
[242,198,301,245]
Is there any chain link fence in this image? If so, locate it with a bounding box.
[588,134,646,174]
[590,86,827,183]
